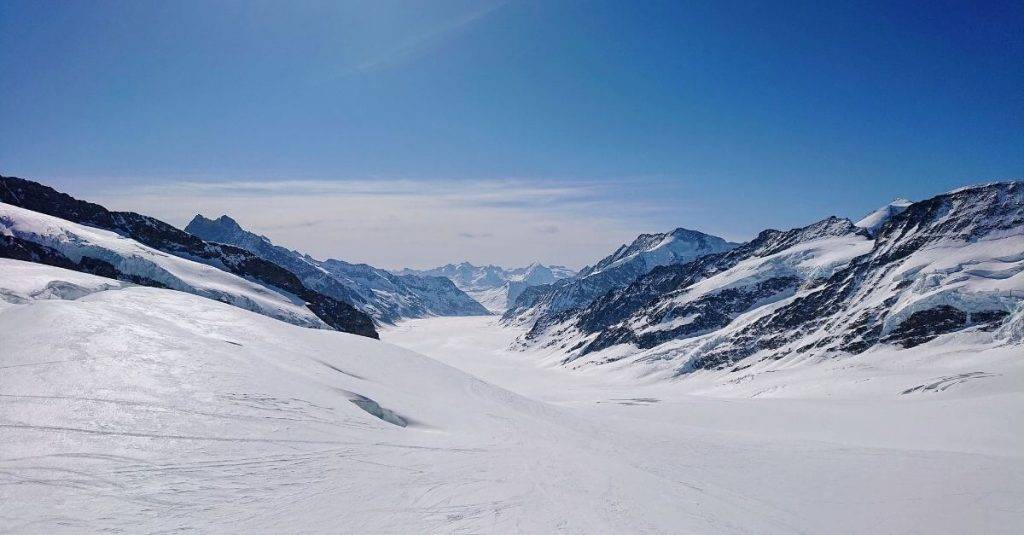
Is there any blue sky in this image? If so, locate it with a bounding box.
[1,1,1021,268]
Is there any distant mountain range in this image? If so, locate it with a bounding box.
[509,182,1024,379]
[397,262,576,313]
[186,215,489,323]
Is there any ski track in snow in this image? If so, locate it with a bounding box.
[1,261,1021,534]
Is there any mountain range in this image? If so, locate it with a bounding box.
[2,174,1022,385]
[186,215,489,323]
[0,175,380,338]
[397,262,575,313]
[0,175,492,337]
[512,182,1024,380]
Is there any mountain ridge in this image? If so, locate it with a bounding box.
[0,175,378,338]
[186,214,490,323]
[502,227,736,327]
[516,182,1024,379]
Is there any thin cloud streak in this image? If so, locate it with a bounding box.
[348,1,508,74]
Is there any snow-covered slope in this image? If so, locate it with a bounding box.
[0,259,831,533]
[186,214,488,322]
[0,175,377,337]
[399,261,576,313]
[503,228,736,326]
[523,182,1024,380]
[384,315,1024,535]
[0,203,328,329]
[2,257,1021,534]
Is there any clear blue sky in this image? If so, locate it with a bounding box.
[1,1,1021,268]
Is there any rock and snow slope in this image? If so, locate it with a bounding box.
[0,175,377,337]
[517,182,1024,379]
[503,227,736,326]
[398,262,575,313]
[0,203,329,329]
[186,214,489,323]
[2,261,1021,534]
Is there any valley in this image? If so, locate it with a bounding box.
[384,316,1024,533]
[2,176,1022,533]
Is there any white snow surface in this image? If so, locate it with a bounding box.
[1,261,1020,533]
[0,203,326,329]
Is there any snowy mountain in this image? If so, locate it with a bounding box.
[0,201,335,329]
[186,214,489,323]
[398,261,575,312]
[0,175,377,337]
[502,228,736,326]
[518,182,1024,379]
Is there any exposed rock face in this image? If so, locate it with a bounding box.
[186,215,489,323]
[0,175,377,338]
[519,183,1024,375]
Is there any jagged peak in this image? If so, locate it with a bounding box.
[215,214,241,228]
[187,213,242,231]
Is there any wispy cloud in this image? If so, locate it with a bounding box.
[458,231,494,239]
[350,1,507,74]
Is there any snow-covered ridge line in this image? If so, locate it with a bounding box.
[946,179,1024,194]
